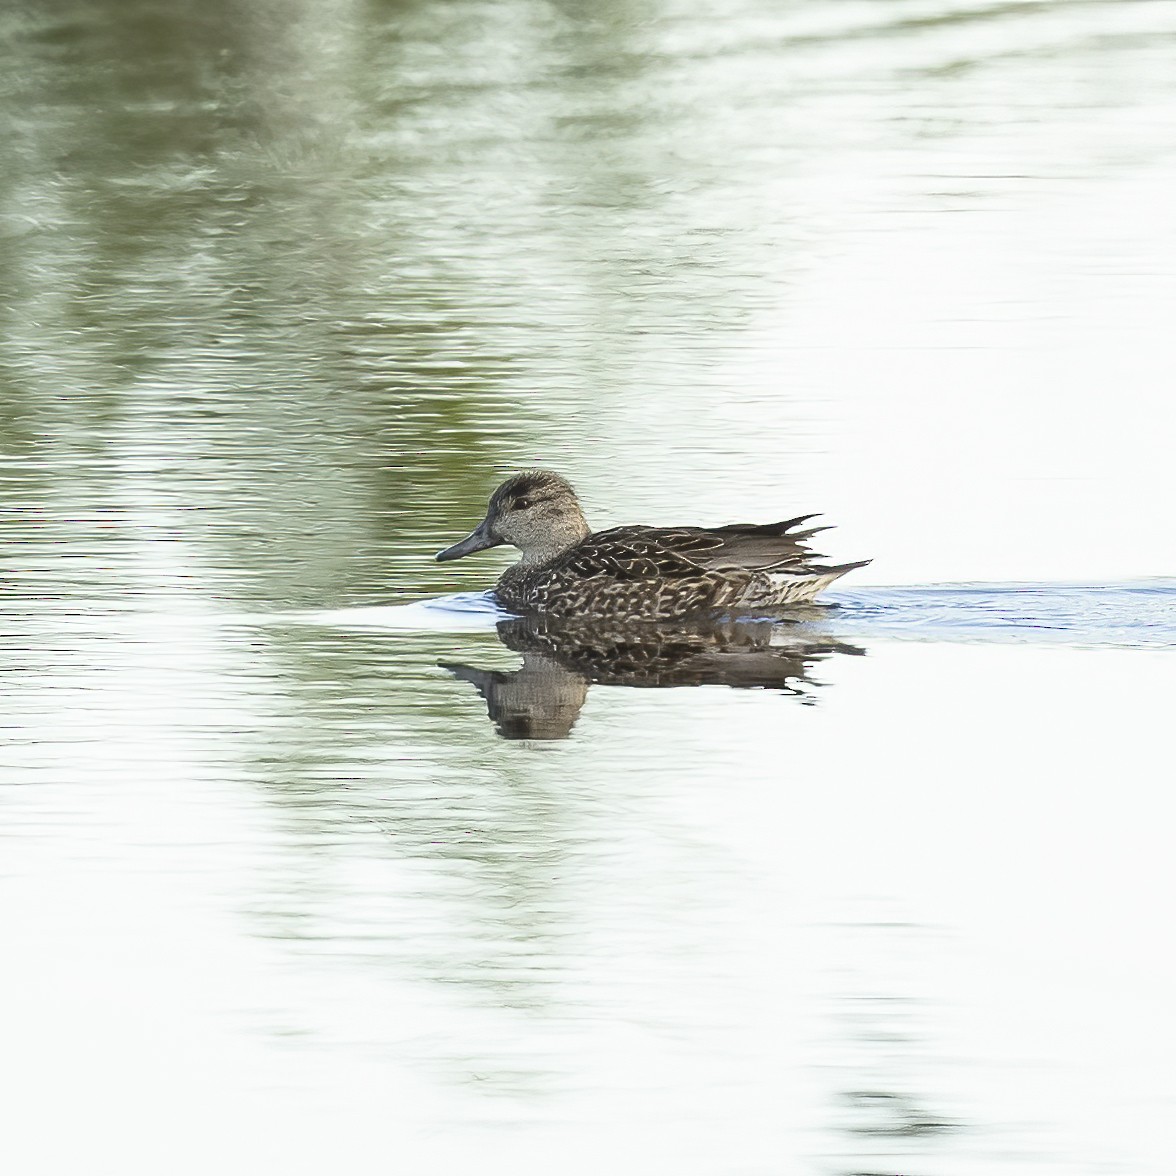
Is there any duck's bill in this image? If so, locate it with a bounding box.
[436,519,503,562]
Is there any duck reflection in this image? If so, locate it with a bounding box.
[443,611,863,739]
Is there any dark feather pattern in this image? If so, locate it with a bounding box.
[496,523,869,620]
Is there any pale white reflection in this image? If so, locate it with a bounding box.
[584,157,1176,586]
[4,637,1174,1174]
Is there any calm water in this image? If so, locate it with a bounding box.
[2,0,1175,1172]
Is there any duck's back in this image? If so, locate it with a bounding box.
[609,515,829,571]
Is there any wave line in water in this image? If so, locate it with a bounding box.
[289,582,1176,649]
[825,580,1176,649]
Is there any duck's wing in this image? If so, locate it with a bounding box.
[556,527,716,581]
[616,516,833,572]
[527,525,866,619]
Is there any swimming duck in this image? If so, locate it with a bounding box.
[436,470,869,621]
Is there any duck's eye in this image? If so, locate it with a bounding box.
[513,497,531,511]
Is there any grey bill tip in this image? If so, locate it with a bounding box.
[435,519,502,562]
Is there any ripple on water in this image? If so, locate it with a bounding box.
[827,581,1176,649]
[289,581,1176,650]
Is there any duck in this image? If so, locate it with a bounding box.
[436,470,870,621]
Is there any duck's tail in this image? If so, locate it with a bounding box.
[820,558,873,579]
[759,559,872,605]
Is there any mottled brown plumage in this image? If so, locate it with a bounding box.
[436,470,869,621]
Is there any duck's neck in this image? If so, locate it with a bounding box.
[514,513,591,568]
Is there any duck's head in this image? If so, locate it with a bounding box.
[436,470,590,566]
